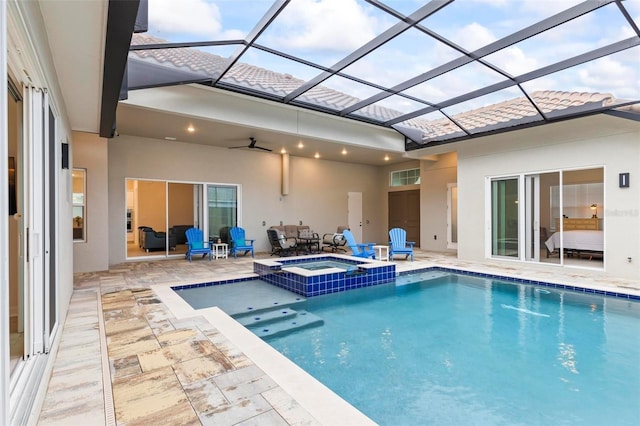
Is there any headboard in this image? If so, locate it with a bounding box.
[554,218,600,231]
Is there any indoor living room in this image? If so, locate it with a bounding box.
[126,180,196,259]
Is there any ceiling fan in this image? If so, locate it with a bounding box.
[228,137,272,152]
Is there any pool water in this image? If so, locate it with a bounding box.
[262,274,640,425]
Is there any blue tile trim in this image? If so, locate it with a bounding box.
[172,276,257,291]
[398,266,639,301]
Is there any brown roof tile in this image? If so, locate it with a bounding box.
[129,34,632,144]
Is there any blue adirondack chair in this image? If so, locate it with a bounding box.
[389,227,415,261]
[342,229,376,259]
[185,227,212,262]
[229,226,255,258]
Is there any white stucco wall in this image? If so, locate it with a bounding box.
[107,135,384,265]
[72,131,110,272]
[454,115,640,279]
[420,152,458,251]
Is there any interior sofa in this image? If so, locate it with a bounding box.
[139,226,177,252]
[169,224,193,245]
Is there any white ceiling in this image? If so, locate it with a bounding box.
[39,0,107,133]
[38,0,413,166]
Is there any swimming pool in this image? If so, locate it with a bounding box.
[261,273,640,425]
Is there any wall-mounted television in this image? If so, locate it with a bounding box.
[8,157,16,215]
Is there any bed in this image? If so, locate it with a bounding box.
[544,230,603,258]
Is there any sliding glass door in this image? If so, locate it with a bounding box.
[126,180,239,259]
[207,185,237,243]
[491,178,519,258]
[489,168,603,268]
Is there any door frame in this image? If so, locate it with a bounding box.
[348,192,362,242]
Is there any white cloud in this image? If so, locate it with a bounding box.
[149,0,222,38]
[485,46,539,76]
[467,0,510,7]
[264,0,380,53]
[518,0,583,16]
[577,56,640,99]
[453,22,497,51]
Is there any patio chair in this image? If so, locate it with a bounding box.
[185,227,212,262]
[388,227,414,261]
[229,226,255,258]
[267,229,297,256]
[342,229,376,259]
[321,225,349,253]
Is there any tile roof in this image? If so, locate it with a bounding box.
[130,34,633,146]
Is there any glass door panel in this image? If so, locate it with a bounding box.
[491,178,519,258]
[207,185,237,244]
[561,168,604,266]
[539,172,561,265]
[168,182,196,256]
[126,179,168,258]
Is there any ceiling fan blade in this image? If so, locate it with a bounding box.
[254,146,272,152]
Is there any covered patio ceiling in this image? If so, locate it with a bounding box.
[104,0,640,154]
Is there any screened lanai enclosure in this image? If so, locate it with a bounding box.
[103,0,640,148]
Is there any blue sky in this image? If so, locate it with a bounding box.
[144,0,640,113]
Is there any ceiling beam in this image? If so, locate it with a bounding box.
[100,0,140,138]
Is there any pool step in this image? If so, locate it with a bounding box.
[248,310,324,339]
[235,307,298,327]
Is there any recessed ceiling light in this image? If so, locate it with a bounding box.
[280,148,286,154]
[165,136,177,141]
[187,125,195,133]
[297,141,304,148]
[384,155,390,161]
[314,152,320,159]
[341,148,347,155]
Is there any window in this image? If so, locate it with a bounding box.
[390,168,420,187]
[72,169,86,241]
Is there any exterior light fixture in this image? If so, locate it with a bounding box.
[590,204,598,218]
